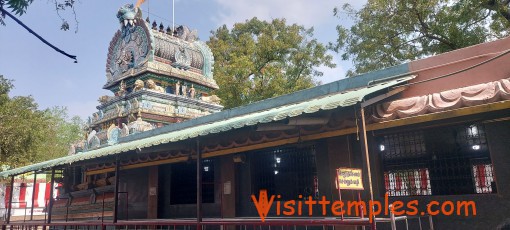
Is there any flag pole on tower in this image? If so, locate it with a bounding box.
[173,0,175,31]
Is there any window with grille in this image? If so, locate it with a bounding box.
[380,131,427,160]
[251,145,317,200]
[472,162,496,194]
[380,123,496,196]
[384,168,431,196]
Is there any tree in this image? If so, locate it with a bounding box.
[208,18,336,109]
[0,75,83,169]
[1,0,78,32]
[34,107,84,161]
[332,0,510,77]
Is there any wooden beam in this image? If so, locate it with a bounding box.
[86,156,188,175]
[86,167,115,175]
[204,127,358,158]
[122,156,188,170]
[483,116,510,123]
[204,137,300,158]
[367,100,510,131]
[52,211,113,220]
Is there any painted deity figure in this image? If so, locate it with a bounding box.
[146,79,165,93]
[116,80,127,96]
[175,81,181,95]
[189,84,196,99]
[116,50,133,72]
[98,95,113,104]
[133,79,144,91]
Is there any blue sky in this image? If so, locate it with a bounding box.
[0,0,364,119]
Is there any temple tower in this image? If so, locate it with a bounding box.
[81,4,222,151]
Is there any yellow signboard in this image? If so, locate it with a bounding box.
[336,168,364,190]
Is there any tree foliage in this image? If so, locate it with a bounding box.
[0,75,83,170]
[0,0,78,32]
[332,0,510,76]
[208,18,336,109]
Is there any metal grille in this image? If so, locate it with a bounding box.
[472,162,496,194]
[251,145,317,200]
[380,131,427,160]
[455,124,488,152]
[380,123,495,196]
[384,168,432,196]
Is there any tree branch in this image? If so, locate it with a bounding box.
[0,8,77,62]
[482,0,510,22]
[411,1,456,49]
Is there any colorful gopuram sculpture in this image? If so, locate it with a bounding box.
[71,4,222,153]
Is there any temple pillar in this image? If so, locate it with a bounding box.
[486,121,510,197]
[5,175,15,225]
[113,159,120,223]
[220,156,236,218]
[327,135,357,230]
[147,166,159,219]
[30,172,37,220]
[47,168,56,224]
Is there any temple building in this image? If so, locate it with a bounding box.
[2,4,510,230]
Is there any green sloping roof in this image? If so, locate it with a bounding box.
[0,76,414,178]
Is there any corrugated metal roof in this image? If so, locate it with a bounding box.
[0,76,414,178]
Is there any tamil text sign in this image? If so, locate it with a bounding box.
[336,168,364,190]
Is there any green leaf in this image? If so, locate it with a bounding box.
[207,18,335,109]
[333,0,510,77]
[0,75,84,169]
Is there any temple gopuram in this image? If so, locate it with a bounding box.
[79,4,222,151]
